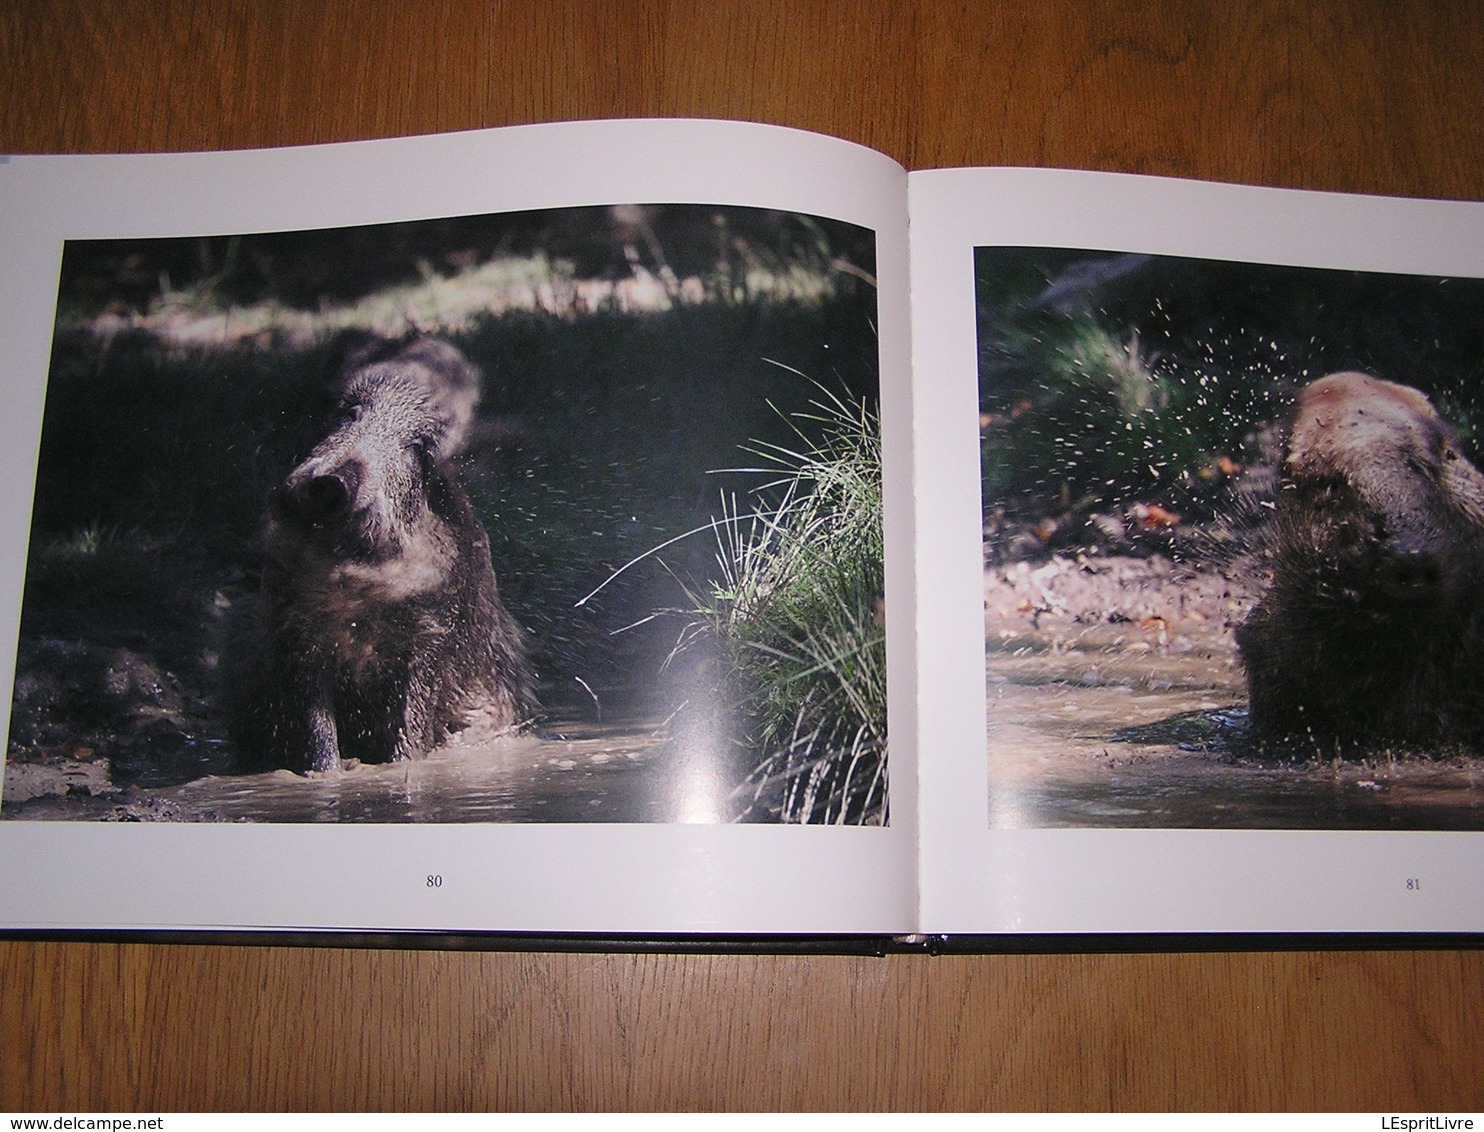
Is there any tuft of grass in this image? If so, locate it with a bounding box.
[678,380,887,825]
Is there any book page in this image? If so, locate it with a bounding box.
[0,120,918,936]
[911,166,1484,935]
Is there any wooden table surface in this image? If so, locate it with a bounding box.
[2,0,1482,1112]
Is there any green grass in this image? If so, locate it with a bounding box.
[662,380,887,825]
[978,303,1287,538]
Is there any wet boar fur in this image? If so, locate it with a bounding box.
[228,334,535,772]
[1237,371,1484,748]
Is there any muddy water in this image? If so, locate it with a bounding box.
[983,554,1484,829]
[3,715,743,824]
[986,646,1484,831]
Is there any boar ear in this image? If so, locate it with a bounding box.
[424,409,461,464]
[413,434,439,480]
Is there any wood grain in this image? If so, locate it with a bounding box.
[2,943,1480,1111]
[2,0,1483,1112]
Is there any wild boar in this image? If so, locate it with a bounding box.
[1237,371,1484,748]
[228,335,535,772]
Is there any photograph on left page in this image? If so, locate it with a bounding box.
[2,203,886,826]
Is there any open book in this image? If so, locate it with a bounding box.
[1,119,1481,944]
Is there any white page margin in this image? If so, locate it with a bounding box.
[910,167,1484,936]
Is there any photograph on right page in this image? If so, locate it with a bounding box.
[976,246,1484,831]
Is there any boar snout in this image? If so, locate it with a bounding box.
[279,464,361,527]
